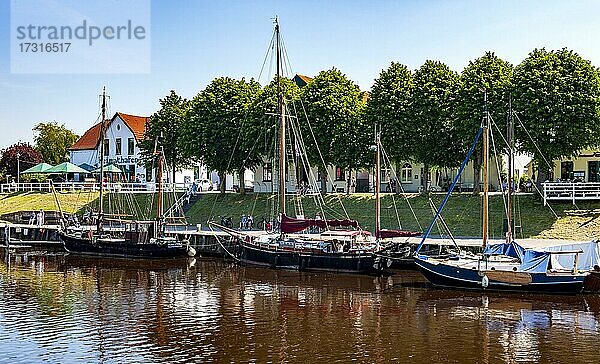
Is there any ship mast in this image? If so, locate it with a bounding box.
[97,86,107,231]
[482,90,489,247]
[156,150,163,220]
[506,95,514,242]
[375,129,381,245]
[275,17,286,218]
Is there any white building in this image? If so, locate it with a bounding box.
[253,160,501,194]
[69,112,205,184]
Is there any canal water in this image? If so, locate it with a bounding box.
[1,251,599,363]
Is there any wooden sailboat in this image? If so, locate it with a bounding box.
[413,92,589,294]
[219,18,389,274]
[58,87,196,258]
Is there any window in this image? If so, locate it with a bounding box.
[263,163,272,182]
[401,163,412,183]
[380,168,390,182]
[335,167,345,181]
[128,138,135,156]
[560,161,573,181]
[589,161,600,182]
[115,138,122,155]
[103,139,109,156]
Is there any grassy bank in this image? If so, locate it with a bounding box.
[188,192,600,240]
[1,191,599,240]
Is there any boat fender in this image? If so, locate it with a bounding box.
[386,258,392,268]
[482,275,489,288]
[187,246,196,257]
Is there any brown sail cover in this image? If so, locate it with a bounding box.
[280,214,359,233]
[376,229,422,239]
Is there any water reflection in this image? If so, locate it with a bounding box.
[0,250,599,363]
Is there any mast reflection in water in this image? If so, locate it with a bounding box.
[0,251,599,363]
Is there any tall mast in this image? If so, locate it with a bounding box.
[506,95,514,242]
[482,90,489,247]
[156,150,163,219]
[98,86,107,230]
[276,17,286,218]
[375,129,381,244]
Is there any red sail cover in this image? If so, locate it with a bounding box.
[280,214,359,233]
[376,229,422,239]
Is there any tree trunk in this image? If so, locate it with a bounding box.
[472,149,482,195]
[172,159,176,186]
[238,167,246,195]
[536,165,550,192]
[219,171,226,194]
[320,168,327,195]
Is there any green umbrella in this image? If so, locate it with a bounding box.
[44,162,89,174]
[78,163,95,172]
[92,164,124,174]
[21,162,54,174]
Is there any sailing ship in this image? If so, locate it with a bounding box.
[413,93,594,294]
[214,18,421,274]
[58,87,196,258]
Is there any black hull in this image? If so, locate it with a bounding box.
[60,233,191,259]
[238,241,385,275]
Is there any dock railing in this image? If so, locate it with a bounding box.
[0,181,191,194]
[542,182,600,205]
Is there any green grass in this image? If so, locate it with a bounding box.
[1,191,599,240]
[186,192,600,240]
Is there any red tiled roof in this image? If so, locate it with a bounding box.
[116,112,149,141]
[69,112,149,151]
[69,120,108,151]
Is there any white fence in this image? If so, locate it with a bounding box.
[543,182,600,205]
[0,181,192,194]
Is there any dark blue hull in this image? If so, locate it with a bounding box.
[238,241,384,274]
[415,258,586,294]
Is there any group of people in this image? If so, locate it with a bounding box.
[28,209,45,227]
[239,214,254,230]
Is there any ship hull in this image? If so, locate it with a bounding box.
[238,240,385,275]
[415,258,586,294]
[60,232,191,259]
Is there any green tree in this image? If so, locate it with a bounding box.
[181,77,260,193]
[139,90,190,183]
[32,122,78,165]
[245,76,300,185]
[366,62,414,164]
[301,68,368,193]
[455,52,513,194]
[410,60,461,190]
[0,142,42,181]
[512,48,600,184]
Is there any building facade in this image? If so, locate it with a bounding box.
[552,149,600,182]
[252,160,501,194]
[70,112,206,184]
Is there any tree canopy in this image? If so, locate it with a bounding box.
[181,77,260,192]
[139,90,190,182]
[301,68,369,171]
[512,48,600,181]
[32,122,78,165]
[0,142,42,180]
[366,62,414,162]
[455,52,513,193]
[410,60,461,187]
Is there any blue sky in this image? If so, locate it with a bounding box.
[1,0,600,148]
